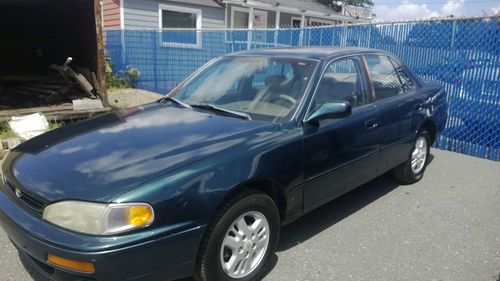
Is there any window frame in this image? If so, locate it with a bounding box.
[363,54,408,101]
[388,57,418,94]
[303,55,372,123]
[230,6,250,29]
[158,4,202,49]
[291,17,303,28]
[362,53,421,101]
[308,18,335,27]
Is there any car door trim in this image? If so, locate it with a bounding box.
[304,146,379,183]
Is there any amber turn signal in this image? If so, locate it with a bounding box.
[47,254,95,273]
[128,205,154,227]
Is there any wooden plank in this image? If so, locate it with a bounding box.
[0,105,73,117]
[0,107,111,122]
[91,72,100,91]
[77,67,92,84]
[50,62,96,98]
[25,84,67,90]
[44,108,112,121]
[2,76,64,83]
[68,68,96,98]
[94,0,108,105]
[17,87,57,95]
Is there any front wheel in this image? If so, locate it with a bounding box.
[194,190,280,281]
[393,130,431,184]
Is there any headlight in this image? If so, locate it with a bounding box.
[43,201,154,235]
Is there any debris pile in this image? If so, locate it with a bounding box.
[0,57,100,109]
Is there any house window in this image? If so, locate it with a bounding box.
[291,17,302,28]
[159,4,202,48]
[233,10,249,28]
[309,18,335,27]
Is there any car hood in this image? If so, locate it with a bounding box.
[3,103,277,202]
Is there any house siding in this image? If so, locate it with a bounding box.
[123,0,225,29]
[102,0,121,29]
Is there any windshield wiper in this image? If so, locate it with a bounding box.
[191,104,251,120]
[159,96,192,109]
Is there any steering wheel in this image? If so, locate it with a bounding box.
[272,94,297,107]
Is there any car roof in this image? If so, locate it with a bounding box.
[226,47,392,61]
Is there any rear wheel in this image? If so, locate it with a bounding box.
[393,130,430,184]
[194,190,280,281]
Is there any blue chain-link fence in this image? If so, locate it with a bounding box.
[105,17,500,160]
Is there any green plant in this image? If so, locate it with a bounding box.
[0,122,17,139]
[48,121,65,130]
[104,52,141,89]
[127,66,141,87]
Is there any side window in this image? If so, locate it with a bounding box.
[390,57,416,93]
[365,55,405,100]
[314,57,367,109]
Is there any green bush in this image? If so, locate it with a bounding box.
[105,53,141,89]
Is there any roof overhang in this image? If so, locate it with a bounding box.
[223,0,371,23]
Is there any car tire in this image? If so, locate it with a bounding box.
[194,190,280,281]
[393,129,431,184]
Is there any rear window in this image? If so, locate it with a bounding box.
[365,55,405,100]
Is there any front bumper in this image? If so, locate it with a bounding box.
[0,189,206,281]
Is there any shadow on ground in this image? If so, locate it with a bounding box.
[277,172,400,252]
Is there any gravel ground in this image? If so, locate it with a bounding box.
[106,88,164,109]
[1,149,499,281]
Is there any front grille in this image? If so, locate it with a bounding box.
[2,177,46,216]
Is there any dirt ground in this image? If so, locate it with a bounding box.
[106,88,164,109]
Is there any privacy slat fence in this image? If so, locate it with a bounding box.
[105,17,500,160]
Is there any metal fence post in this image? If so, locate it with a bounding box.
[367,24,372,48]
[153,31,158,93]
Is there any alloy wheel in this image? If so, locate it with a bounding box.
[220,211,270,279]
[411,136,427,174]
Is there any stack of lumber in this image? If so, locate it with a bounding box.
[0,57,101,109]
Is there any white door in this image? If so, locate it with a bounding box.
[252,10,268,28]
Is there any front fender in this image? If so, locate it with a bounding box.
[113,127,304,235]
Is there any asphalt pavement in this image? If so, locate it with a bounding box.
[1,149,499,281]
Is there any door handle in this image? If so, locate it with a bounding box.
[365,119,379,130]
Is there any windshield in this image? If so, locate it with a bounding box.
[171,56,318,123]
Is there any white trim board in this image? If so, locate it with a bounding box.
[230,6,249,28]
[158,3,203,48]
[119,0,125,29]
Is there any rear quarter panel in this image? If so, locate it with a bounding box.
[421,82,448,136]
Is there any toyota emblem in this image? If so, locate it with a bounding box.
[15,188,22,198]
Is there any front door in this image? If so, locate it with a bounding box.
[303,56,380,211]
[252,10,268,28]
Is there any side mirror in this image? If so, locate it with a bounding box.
[305,101,352,123]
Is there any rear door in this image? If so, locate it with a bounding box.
[363,54,422,173]
[302,56,380,211]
